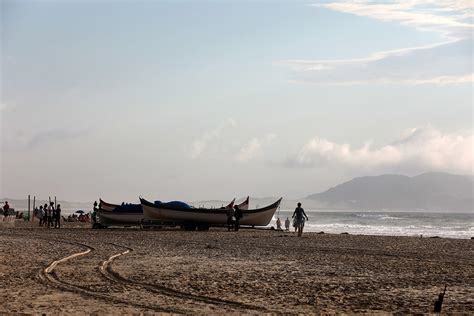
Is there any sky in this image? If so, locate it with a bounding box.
[1,0,472,202]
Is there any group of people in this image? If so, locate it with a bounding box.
[226,204,243,231]
[226,202,309,237]
[34,202,62,228]
[276,203,309,237]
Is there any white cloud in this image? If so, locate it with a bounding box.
[315,1,473,37]
[191,118,236,159]
[2,128,90,151]
[288,127,473,175]
[279,1,473,85]
[238,133,276,162]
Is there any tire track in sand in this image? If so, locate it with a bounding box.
[100,243,271,313]
[37,240,183,314]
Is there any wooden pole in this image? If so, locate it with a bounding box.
[49,196,51,204]
[32,196,36,222]
[28,195,31,222]
[54,196,57,208]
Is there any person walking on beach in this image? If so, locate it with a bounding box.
[292,203,308,237]
[234,205,243,231]
[276,217,282,230]
[226,206,235,231]
[54,204,62,228]
[285,217,290,231]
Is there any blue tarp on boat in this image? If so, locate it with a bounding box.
[154,201,191,209]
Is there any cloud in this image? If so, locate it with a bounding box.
[2,128,89,151]
[315,1,473,37]
[238,133,276,162]
[287,127,473,175]
[191,118,236,159]
[279,1,473,85]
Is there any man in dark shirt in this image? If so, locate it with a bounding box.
[54,204,62,228]
[292,202,309,237]
[3,201,10,220]
[234,205,243,231]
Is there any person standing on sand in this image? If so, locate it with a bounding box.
[92,201,98,224]
[285,217,290,231]
[234,205,243,231]
[38,206,44,226]
[3,201,9,221]
[54,204,62,228]
[292,202,308,237]
[276,217,282,230]
[43,204,49,227]
[47,202,55,228]
[226,206,235,231]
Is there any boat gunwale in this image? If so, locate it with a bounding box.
[140,197,282,214]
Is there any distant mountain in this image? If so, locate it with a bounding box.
[307,172,473,212]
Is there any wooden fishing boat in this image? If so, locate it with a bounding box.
[97,199,143,226]
[97,198,236,227]
[141,197,282,227]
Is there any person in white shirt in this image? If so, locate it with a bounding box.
[285,217,290,231]
[47,202,55,228]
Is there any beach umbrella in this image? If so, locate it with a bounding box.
[75,210,85,214]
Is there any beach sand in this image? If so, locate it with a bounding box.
[0,222,472,314]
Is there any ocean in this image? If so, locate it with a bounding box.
[271,210,473,239]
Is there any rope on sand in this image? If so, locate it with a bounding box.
[45,247,92,274]
[99,246,130,274]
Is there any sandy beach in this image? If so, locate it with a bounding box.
[0,222,472,314]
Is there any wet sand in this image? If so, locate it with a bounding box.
[1,222,473,314]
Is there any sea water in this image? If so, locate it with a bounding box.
[270,210,473,239]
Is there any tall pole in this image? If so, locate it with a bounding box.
[32,196,36,222]
[28,195,31,222]
[54,196,57,208]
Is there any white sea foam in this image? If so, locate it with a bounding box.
[270,210,473,239]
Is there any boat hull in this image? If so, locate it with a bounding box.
[141,198,281,226]
[98,199,143,226]
[97,210,143,226]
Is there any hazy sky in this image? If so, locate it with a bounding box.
[1,0,473,202]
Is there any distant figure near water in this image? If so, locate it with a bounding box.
[276,217,282,230]
[285,217,290,231]
[3,201,10,220]
[292,202,308,237]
